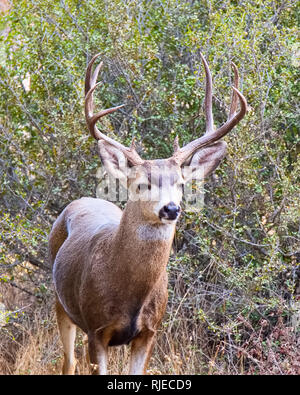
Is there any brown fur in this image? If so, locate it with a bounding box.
[49,195,171,373]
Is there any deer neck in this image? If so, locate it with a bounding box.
[111,200,176,289]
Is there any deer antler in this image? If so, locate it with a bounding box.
[172,53,247,164]
[85,53,143,165]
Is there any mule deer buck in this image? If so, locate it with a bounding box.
[49,53,247,374]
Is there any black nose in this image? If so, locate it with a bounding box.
[159,202,181,220]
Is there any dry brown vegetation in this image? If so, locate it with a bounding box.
[1,264,299,375]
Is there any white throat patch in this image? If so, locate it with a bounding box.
[137,223,174,241]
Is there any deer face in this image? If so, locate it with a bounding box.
[98,143,184,223]
[127,160,183,224]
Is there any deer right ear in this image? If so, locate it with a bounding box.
[98,140,131,187]
[181,141,227,183]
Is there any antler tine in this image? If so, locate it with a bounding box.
[85,53,103,99]
[200,53,214,135]
[228,62,239,119]
[172,54,247,164]
[84,53,143,165]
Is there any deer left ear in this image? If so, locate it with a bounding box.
[98,140,131,187]
[181,141,227,183]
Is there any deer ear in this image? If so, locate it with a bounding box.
[181,141,227,183]
[98,140,131,187]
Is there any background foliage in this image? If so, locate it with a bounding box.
[0,0,299,374]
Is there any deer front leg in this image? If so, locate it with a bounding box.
[55,299,77,375]
[88,330,109,375]
[129,329,155,375]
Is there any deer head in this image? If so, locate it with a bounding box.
[85,53,247,225]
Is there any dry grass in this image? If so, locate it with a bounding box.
[0,281,207,375]
[0,305,203,375]
[1,274,299,375]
